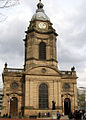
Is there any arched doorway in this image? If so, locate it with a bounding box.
[39,83,48,109]
[64,98,71,115]
[10,97,18,116]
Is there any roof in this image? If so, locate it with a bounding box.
[31,1,50,21]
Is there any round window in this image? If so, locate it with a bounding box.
[11,82,18,89]
[63,83,70,90]
[41,68,46,73]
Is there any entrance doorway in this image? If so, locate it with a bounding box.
[10,97,18,116]
[64,98,71,115]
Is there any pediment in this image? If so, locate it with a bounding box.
[25,66,61,76]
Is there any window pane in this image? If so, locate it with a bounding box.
[39,83,48,109]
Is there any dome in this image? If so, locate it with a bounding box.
[31,11,50,21]
[31,1,50,21]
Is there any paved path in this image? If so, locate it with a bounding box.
[0,119,69,120]
[61,115,69,120]
[0,116,69,120]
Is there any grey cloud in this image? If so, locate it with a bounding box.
[0,16,28,71]
[60,1,86,48]
[54,0,86,80]
[23,0,37,13]
[0,17,26,55]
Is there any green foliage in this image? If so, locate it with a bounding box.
[78,92,86,110]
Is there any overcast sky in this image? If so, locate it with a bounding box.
[0,0,86,88]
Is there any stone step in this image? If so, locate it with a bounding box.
[37,115,69,120]
[60,115,69,120]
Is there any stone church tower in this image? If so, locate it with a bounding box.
[1,1,78,117]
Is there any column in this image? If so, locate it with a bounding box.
[25,76,30,107]
[74,83,78,109]
[58,82,61,107]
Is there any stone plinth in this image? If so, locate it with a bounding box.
[52,110,57,119]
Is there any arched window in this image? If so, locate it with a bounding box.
[39,83,48,109]
[39,42,46,60]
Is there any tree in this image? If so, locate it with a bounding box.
[0,0,19,21]
[78,94,85,109]
[0,0,19,8]
[78,90,86,111]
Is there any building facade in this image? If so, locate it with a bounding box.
[1,1,78,117]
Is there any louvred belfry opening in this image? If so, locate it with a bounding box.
[39,42,46,60]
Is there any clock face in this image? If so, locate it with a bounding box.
[38,22,46,29]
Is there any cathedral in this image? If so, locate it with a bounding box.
[1,1,78,117]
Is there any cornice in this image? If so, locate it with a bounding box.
[26,57,58,63]
[25,28,58,36]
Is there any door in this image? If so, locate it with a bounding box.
[10,97,18,116]
[64,98,71,115]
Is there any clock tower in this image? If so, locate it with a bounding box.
[24,0,58,71]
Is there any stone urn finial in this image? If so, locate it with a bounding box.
[5,62,7,68]
[71,66,75,71]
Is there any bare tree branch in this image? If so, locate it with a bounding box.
[0,0,20,22]
[0,0,19,8]
[0,13,7,22]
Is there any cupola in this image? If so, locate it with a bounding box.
[31,0,50,21]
